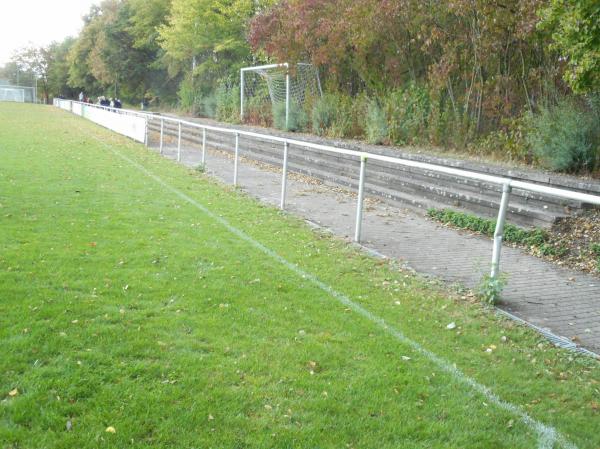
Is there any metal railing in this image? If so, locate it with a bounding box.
[54,99,600,280]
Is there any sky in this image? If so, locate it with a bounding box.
[0,0,99,66]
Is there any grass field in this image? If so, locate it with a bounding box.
[0,103,598,448]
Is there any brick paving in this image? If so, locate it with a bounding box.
[150,140,600,355]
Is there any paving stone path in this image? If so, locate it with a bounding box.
[150,139,600,355]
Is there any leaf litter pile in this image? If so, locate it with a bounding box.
[548,210,600,275]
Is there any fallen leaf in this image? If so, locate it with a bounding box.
[8,388,18,397]
[105,426,116,433]
[446,322,456,330]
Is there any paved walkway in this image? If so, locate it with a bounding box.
[149,138,600,355]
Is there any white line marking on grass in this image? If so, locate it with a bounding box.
[102,141,576,449]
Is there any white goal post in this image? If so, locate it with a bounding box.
[240,63,322,129]
[0,86,26,103]
[0,85,36,103]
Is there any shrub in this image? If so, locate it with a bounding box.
[328,94,353,138]
[199,94,217,118]
[476,116,532,164]
[383,84,430,145]
[427,96,452,147]
[273,101,308,132]
[215,83,240,123]
[311,94,337,135]
[349,92,369,138]
[366,99,388,144]
[525,98,598,172]
[178,75,200,114]
[426,91,477,149]
[245,96,273,127]
[311,93,355,138]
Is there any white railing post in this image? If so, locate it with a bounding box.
[240,69,245,122]
[177,122,182,162]
[201,128,206,165]
[159,118,164,154]
[280,140,289,209]
[491,183,512,278]
[233,132,239,186]
[285,70,290,130]
[144,118,149,147]
[354,155,367,243]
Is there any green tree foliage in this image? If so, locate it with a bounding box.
[0,61,20,85]
[67,0,171,102]
[9,46,51,102]
[539,0,600,93]
[158,0,274,106]
[47,38,78,100]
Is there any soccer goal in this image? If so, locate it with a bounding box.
[240,63,322,129]
[0,84,35,103]
[0,86,26,103]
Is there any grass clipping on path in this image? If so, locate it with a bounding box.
[0,103,599,449]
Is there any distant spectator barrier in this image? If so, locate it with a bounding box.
[53,98,147,143]
[53,98,600,281]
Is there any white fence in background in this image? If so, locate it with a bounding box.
[53,98,600,281]
[53,98,147,143]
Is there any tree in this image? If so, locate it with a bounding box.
[10,46,53,102]
[68,0,167,101]
[159,0,274,95]
[47,38,78,99]
[249,0,557,134]
[539,0,600,93]
[0,61,20,85]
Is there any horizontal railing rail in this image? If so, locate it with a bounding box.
[54,98,600,279]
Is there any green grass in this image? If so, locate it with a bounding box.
[1,103,599,448]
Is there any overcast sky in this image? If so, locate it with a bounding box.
[0,0,99,66]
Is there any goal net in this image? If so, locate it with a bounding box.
[0,87,26,103]
[241,63,322,129]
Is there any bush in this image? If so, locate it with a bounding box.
[215,83,240,123]
[328,94,353,138]
[311,94,337,135]
[349,92,369,138]
[383,84,430,145]
[366,99,388,144]
[525,98,599,172]
[476,116,532,163]
[273,102,308,132]
[199,94,217,118]
[310,93,355,138]
[245,96,273,127]
[178,75,200,114]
